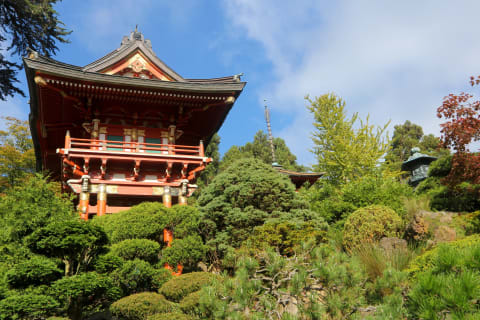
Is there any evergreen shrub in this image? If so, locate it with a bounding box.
[112,259,171,295]
[0,293,59,320]
[110,239,161,263]
[92,202,168,243]
[110,292,177,320]
[159,272,219,302]
[147,312,194,320]
[94,252,123,273]
[179,290,201,316]
[6,255,62,288]
[161,235,207,270]
[343,205,403,251]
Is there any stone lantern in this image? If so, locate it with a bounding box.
[401,147,437,186]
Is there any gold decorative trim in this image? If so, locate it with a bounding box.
[152,187,164,195]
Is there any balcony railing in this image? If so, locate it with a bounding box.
[64,135,204,158]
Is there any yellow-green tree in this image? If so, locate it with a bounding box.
[308,94,390,184]
[0,117,35,190]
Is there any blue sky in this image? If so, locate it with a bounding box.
[2,1,480,166]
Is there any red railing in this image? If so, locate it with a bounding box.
[65,137,204,157]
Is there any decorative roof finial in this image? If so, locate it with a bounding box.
[135,24,138,32]
[264,100,277,165]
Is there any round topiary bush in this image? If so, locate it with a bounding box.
[110,239,161,263]
[147,312,194,320]
[159,272,219,302]
[112,259,172,295]
[110,292,177,320]
[343,205,403,251]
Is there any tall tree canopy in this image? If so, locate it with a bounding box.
[0,117,35,190]
[221,130,306,172]
[385,120,447,169]
[0,0,70,100]
[437,76,480,188]
[308,94,390,184]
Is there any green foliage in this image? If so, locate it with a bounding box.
[112,259,171,295]
[244,220,327,256]
[304,171,412,223]
[0,0,70,99]
[111,239,161,263]
[407,241,480,319]
[179,290,202,316]
[0,292,59,320]
[6,255,62,289]
[308,93,390,184]
[165,205,202,239]
[196,133,221,192]
[52,272,121,320]
[159,272,219,302]
[161,235,207,270]
[0,117,35,190]
[0,174,74,243]
[110,292,177,320]
[343,205,403,251]
[147,313,195,320]
[26,220,108,276]
[94,252,123,274]
[92,202,168,244]
[198,158,302,257]
[221,130,306,172]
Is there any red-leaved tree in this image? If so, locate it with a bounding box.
[437,76,480,188]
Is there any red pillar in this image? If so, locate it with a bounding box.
[97,184,107,216]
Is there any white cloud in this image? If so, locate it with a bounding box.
[224,0,480,165]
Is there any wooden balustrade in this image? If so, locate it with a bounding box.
[65,137,203,157]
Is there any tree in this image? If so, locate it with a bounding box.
[221,130,306,172]
[0,117,35,190]
[0,174,74,243]
[385,120,447,169]
[437,76,480,189]
[26,220,108,276]
[195,133,220,196]
[197,158,307,261]
[0,0,70,100]
[308,94,390,184]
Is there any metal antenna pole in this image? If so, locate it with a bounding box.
[264,100,277,164]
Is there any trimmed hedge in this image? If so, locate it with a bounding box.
[111,239,161,263]
[92,202,168,243]
[179,290,201,316]
[147,312,194,320]
[6,255,62,289]
[110,292,177,320]
[159,272,219,302]
[0,293,59,320]
[112,259,172,295]
[343,205,403,251]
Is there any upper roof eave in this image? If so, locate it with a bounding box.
[82,40,185,82]
[24,57,246,94]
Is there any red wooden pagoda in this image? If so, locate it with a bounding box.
[24,30,245,219]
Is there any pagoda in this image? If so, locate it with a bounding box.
[24,30,245,219]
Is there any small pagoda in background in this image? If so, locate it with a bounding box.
[24,29,245,219]
[264,104,324,188]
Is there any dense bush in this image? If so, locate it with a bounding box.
[147,312,195,320]
[0,293,59,320]
[110,292,177,320]
[0,174,75,242]
[159,272,219,302]
[343,205,403,251]
[244,220,327,256]
[407,241,480,318]
[52,272,121,320]
[305,172,412,223]
[111,239,161,263]
[92,202,168,243]
[179,290,201,316]
[6,255,62,288]
[197,158,307,258]
[161,235,207,270]
[112,259,171,295]
[94,252,123,273]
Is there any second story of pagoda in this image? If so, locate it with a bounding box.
[23,30,245,215]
